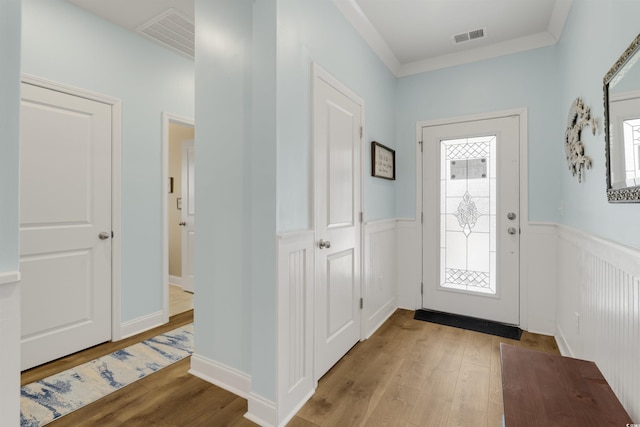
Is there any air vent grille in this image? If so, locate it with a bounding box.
[137,9,194,59]
[452,28,487,45]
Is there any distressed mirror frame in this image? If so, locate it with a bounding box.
[604,33,640,202]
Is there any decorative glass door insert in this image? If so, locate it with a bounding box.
[440,136,497,295]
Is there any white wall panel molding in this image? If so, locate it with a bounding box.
[189,354,251,399]
[246,392,278,427]
[396,219,421,310]
[521,222,558,334]
[119,310,164,340]
[271,231,315,427]
[363,219,398,338]
[0,273,20,427]
[555,224,640,421]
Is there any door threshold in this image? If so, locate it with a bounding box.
[414,309,522,340]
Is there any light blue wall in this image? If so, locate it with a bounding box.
[192,0,397,401]
[396,47,562,222]
[556,0,640,249]
[0,0,20,272]
[0,2,21,424]
[193,0,254,376]
[21,0,195,322]
[251,0,278,400]
[276,0,397,231]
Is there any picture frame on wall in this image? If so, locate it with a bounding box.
[371,141,395,180]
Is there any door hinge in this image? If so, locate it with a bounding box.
[359,212,363,223]
[419,140,423,152]
[111,231,114,238]
[421,282,424,295]
[360,298,363,309]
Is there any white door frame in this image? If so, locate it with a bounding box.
[21,74,124,340]
[311,63,365,384]
[415,108,529,329]
[162,112,194,322]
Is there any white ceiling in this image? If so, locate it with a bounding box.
[67,0,573,77]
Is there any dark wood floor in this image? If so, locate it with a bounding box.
[22,309,559,426]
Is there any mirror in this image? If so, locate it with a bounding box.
[604,33,640,202]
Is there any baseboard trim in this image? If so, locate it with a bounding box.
[189,353,251,399]
[245,392,277,427]
[365,299,396,339]
[168,275,182,287]
[555,325,574,357]
[397,295,418,310]
[119,310,164,340]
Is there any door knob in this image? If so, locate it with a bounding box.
[98,231,110,240]
[179,222,186,226]
[319,239,331,249]
[507,227,517,235]
[507,212,517,220]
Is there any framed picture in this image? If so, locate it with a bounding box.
[371,141,396,180]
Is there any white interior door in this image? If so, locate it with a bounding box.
[313,66,362,379]
[180,140,195,293]
[20,82,112,370]
[422,115,520,325]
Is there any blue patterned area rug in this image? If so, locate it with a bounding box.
[20,324,194,427]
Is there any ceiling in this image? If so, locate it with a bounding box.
[67,0,573,77]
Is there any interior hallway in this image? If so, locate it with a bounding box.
[21,309,558,426]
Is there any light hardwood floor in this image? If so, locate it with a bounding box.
[22,309,558,426]
[169,283,194,317]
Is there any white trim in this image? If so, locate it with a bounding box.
[245,393,278,427]
[330,0,401,76]
[189,353,251,399]
[119,310,164,339]
[162,113,194,325]
[397,33,558,77]
[555,325,574,357]
[276,230,316,426]
[363,219,398,338]
[0,271,20,286]
[416,108,529,327]
[168,275,183,287]
[21,74,124,342]
[332,1,572,77]
[557,224,640,276]
[548,0,574,41]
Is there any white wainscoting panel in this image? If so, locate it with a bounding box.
[0,271,20,427]
[556,225,640,421]
[250,230,315,427]
[363,220,398,338]
[396,219,421,310]
[521,223,557,335]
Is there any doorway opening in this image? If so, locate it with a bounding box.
[163,113,195,320]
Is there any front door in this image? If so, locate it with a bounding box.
[20,82,112,370]
[313,66,363,379]
[421,115,520,325]
[181,140,195,293]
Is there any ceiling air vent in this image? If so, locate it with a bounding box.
[137,9,194,59]
[452,28,486,45]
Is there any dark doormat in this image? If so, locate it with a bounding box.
[414,309,522,340]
